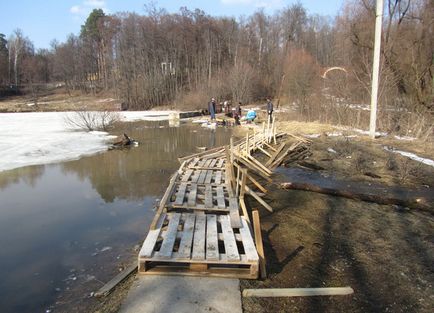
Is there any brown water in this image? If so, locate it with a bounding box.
[0,120,232,313]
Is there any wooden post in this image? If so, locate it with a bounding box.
[235,165,240,196]
[245,132,250,156]
[252,210,266,279]
[239,169,250,223]
[266,114,271,143]
[230,136,234,164]
[262,122,266,144]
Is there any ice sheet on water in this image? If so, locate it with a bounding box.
[0,112,112,172]
[119,110,176,122]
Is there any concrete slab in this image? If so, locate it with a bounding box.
[119,275,242,313]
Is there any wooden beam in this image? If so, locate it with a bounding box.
[252,210,266,279]
[233,162,267,194]
[246,185,273,212]
[265,142,286,167]
[242,287,354,297]
[94,264,137,297]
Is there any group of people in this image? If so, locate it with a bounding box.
[207,97,273,124]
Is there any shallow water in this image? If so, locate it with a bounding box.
[0,120,231,313]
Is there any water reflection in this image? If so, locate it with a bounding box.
[0,165,45,190]
[0,121,231,313]
[62,121,231,203]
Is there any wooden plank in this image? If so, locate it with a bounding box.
[174,182,188,206]
[219,215,240,262]
[94,264,137,297]
[257,146,272,157]
[214,171,222,184]
[239,218,259,262]
[246,185,273,212]
[204,159,212,167]
[216,159,224,168]
[190,170,200,183]
[205,185,213,208]
[192,214,206,260]
[204,170,213,184]
[189,157,200,168]
[187,183,197,207]
[206,215,219,261]
[209,159,217,168]
[242,287,354,298]
[158,213,181,259]
[166,203,229,212]
[228,197,242,228]
[181,169,194,182]
[139,213,166,258]
[149,171,180,230]
[197,170,207,184]
[233,162,267,193]
[247,154,272,175]
[252,210,267,278]
[265,142,286,167]
[198,159,206,167]
[216,186,226,209]
[177,213,196,259]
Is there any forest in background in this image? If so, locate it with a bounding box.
[0,0,432,138]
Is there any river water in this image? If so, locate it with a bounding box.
[0,120,231,313]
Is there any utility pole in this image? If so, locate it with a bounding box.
[369,0,384,138]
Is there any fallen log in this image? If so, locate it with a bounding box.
[280,182,432,212]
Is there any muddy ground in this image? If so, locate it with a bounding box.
[241,135,434,313]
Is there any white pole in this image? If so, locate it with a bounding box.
[369,0,384,139]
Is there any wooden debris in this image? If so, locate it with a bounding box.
[242,287,354,297]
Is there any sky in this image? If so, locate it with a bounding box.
[0,0,345,49]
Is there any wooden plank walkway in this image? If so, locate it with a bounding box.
[138,124,292,280]
[138,152,258,279]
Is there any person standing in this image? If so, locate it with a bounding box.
[208,98,217,120]
[266,98,273,122]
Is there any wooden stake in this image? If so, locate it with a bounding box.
[252,210,266,279]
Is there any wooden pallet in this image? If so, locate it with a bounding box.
[138,213,259,279]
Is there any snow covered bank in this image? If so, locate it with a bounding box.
[0,112,116,172]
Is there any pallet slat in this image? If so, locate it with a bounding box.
[139,213,166,258]
[216,186,226,209]
[158,213,181,259]
[239,218,259,262]
[206,215,219,261]
[205,185,213,208]
[177,213,196,259]
[219,215,240,262]
[192,214,206,260]
[187,184,197,206]
[174,183,187,205]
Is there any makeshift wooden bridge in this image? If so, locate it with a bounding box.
[138,120,310,279]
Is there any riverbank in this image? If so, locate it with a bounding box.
[109,120,433,313]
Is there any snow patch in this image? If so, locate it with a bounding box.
[394,135,416,141]
[384,147,434,168]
